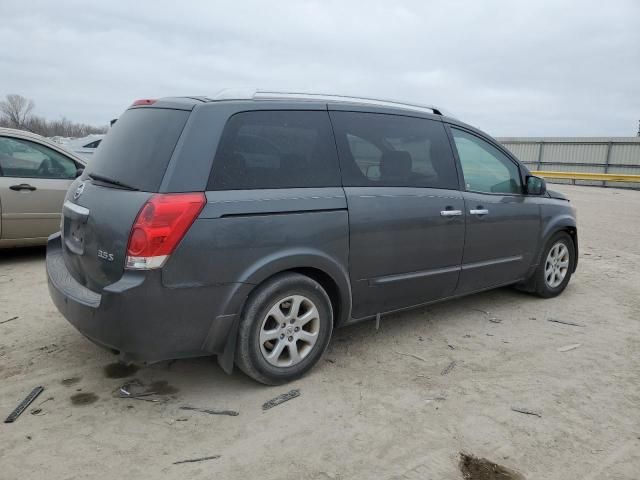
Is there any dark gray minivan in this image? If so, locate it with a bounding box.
[47,91,578,384]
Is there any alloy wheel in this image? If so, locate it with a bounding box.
[259,295,320,367]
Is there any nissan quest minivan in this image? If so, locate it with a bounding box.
[47,90,578,384]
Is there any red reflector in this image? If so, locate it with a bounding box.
[126,193,205,269]
[131,98,157,106]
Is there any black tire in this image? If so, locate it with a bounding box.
[235,272,333,385]
[533,231,575,298]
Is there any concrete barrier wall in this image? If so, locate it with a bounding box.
[497,137,640,189]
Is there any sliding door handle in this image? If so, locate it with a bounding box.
[440,209,462,217]
[470,209,489,215]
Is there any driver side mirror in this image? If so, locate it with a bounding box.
[75,167,85,178]
[526,175,546,195]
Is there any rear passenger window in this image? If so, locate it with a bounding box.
[330,111,459,189]
[208,111,340,190]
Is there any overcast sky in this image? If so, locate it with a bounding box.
[1,0,638,136]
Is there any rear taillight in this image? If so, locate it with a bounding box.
[126,192,206,270]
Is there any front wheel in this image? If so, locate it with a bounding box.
[533,232,575,298]
[235,273,333,385]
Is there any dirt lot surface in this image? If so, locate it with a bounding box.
[1,185,639,480]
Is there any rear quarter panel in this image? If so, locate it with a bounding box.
[162,188,351,323]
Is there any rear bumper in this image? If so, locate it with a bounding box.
[46,233,246,362]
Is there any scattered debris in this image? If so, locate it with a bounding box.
[116,379,152,398]
[4,387,44,423]
[147,380,179,395]
[173,455,221,465]
[463,334,472,338]
[127,396,161,404]
[0,316,18,325]
[394,351,427,362]
[325,358,335,364]
[30,408,43,416]
[488,317,502,324]
[471,308,490,315]
[61,377,81,387]
[180,406,239,417]
[529,317,537,321]
[176,417,189,422]
[447,344,456,350]
[459,452,525,480]
[558,343,581,352]
[427,396,447,402]
[262,389,301,411]
[104,362,139,379]
[418,335,424,342]
[375,312,381,330]
[38,344,61,354]
[70,393,98,406]
[511,407,541,418]
[547,318,585,327]
[114,379,176,402]
[441,361,456,375]
[486,333,494,337]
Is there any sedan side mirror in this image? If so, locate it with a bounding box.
[75,167,85,178]
[526,175,546,195]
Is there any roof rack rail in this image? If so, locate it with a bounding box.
[209,88,450,116]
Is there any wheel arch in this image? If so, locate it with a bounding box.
[215,249,352,374]
[541,215,578,273]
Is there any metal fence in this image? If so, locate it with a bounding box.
[497,137,640,189]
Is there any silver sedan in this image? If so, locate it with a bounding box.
[0,127,86,247]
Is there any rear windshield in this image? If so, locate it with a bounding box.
[85,107,189,192]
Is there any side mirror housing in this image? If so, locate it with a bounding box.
[75,167,85,178]
[526,175,546,195]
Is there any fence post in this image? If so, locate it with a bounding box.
[603,141,613,188]
[537,141,544,170]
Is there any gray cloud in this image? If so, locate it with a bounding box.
[1,0,638,135]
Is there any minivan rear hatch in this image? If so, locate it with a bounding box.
[61,106,191,291]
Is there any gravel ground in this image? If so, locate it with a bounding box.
[1,184,638,480]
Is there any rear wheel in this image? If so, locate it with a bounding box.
[235,273,333,385]
[533,231,575,298]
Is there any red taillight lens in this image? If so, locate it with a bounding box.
[131,98,157,106]
[126,192,206,270]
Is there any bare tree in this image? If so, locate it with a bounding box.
[0,94,35,128]
[0,94,107,136]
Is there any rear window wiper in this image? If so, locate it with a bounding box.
[88,173,139,191]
